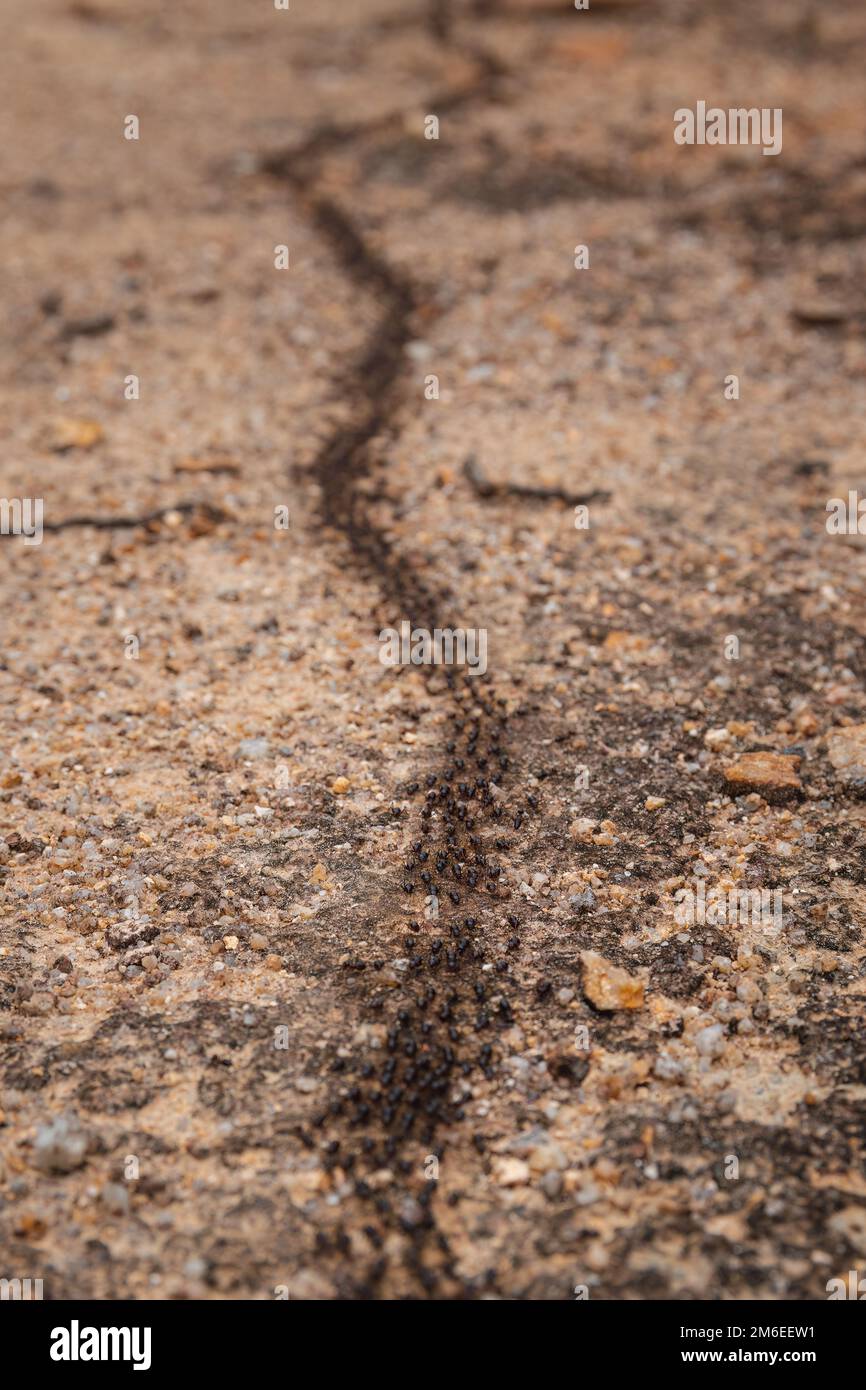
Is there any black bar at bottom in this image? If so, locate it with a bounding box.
[4,1297,861,1377]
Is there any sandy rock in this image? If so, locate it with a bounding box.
[2,0,864,1308]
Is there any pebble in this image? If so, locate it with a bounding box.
[101,1182,130,1215]
[828,1206,866,1251]
[540,1170,563,1199]
[794,708,819,735]
[653,1051,685,1081]
[34,1112,90,1173]
[507,1126,550,1154]
[792,300,848,326]
[580,951,644,1011]
[237,738,270,759]
[405,340,432,361]
[399,1196,424,1227]
[493,1156,531,1187]
[704,728,730,747]
[825,725,866,786]
[528,1143,567,1174]
[330,776,351,794]
[694,1024,726,1059]
[50,417,104,451]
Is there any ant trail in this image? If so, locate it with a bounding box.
[260,14,534,1298]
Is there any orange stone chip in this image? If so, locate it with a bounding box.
[50,417,104,451]
[602,631,649,655]
[580,951,644,1012]
[723,751,802,799]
